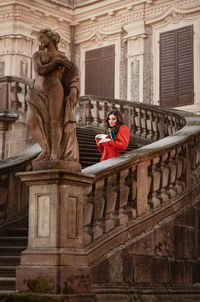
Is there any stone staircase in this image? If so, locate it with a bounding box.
[0,126,138,300]
[77,126,138,168]
[0,225,28,300]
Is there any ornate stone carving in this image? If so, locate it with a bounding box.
[0,61,5,76]
[91,30,106,45]
[20,59,28,77]
[165,10,184,23]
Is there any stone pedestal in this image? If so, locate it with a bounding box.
[16,169,94,295]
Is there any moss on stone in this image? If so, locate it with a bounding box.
[23,276,55,294]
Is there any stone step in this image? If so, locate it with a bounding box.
[0,256,20,266]
[0,237,28,246]
[0,290,15,302]
[6,228,28,237]
[0,278,16,291]
[0,266,16,278]
[0,246,26,256]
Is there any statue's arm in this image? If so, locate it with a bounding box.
[33,51,59,75]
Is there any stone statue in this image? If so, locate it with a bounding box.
[26,28,80,170]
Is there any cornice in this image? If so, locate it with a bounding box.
[75,0,200,44]
[0,0,73,23]
[144,0,200,24]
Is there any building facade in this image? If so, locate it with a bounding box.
[0,0,200,158]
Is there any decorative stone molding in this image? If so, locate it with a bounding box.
[164,10,185,24]
[0,61,5,76]
[91,30,106,46]
[20,59,28,77]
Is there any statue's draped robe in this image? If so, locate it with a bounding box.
[26,63,80,162]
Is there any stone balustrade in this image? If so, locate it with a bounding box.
[78,95,186,142]
[0,144,40,226]
[0,92,200,265]
[0,76,32,112]
[79,108,200,262]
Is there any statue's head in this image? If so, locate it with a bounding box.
[38,28,60,50]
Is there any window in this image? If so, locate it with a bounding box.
[160,25,193,107]
[85,45,115,98]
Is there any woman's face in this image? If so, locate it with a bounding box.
[39,33,50,48]
[108,114,117,128]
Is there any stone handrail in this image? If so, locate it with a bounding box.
[0,144,40,225]
[78,95,186,142]
[80,109,200,259]
[0,93,199,256]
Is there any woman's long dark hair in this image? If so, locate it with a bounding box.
[106,109,124,135]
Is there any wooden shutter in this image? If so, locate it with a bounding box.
[85,45,115,98]
[160,25,193,107]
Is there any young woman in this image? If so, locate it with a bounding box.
[96,109,130,161]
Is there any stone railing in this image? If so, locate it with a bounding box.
[0,144,40,226]
[78,95,186,142]
[0,76,33,112]
[80,109,200,259]
[0,94,199,252]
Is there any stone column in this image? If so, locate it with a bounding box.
[16,169,94,295]
[123,21,147,102]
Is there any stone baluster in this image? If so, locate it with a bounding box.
[158,113,165,139]
[148,157,161,209]
[113,169,129,226]
[101,174,117,233]
[146,110,153,140]
[184,142,192,189]
[9,81,22,110]
[103,102,110,127]
[83,187,95,245]
[158,153,170,204]
[152,112,159,141]
[125,104,133,133]
[136,160,151,216]
[140,109,147,138]
[92,100,101,128]
[86,98,94,126]
[124,166,137,220]
[89,179,105,240]
[135,107,142,137]
[167,149,177,198]
[166,115,173,136]
[174,145,185,193]
[131,106,137,135]
[171,116,176,134]
[78,98,94,127]
[190,138,200,181]
[78,100,87,126]
[120,104,125,122]
[98,100,105,128]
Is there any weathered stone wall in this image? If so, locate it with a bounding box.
[92,198,200,301]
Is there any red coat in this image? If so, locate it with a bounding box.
[97,125,130,161]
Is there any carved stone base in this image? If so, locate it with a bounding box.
[16,264,92,295]
[32,160,81,172]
